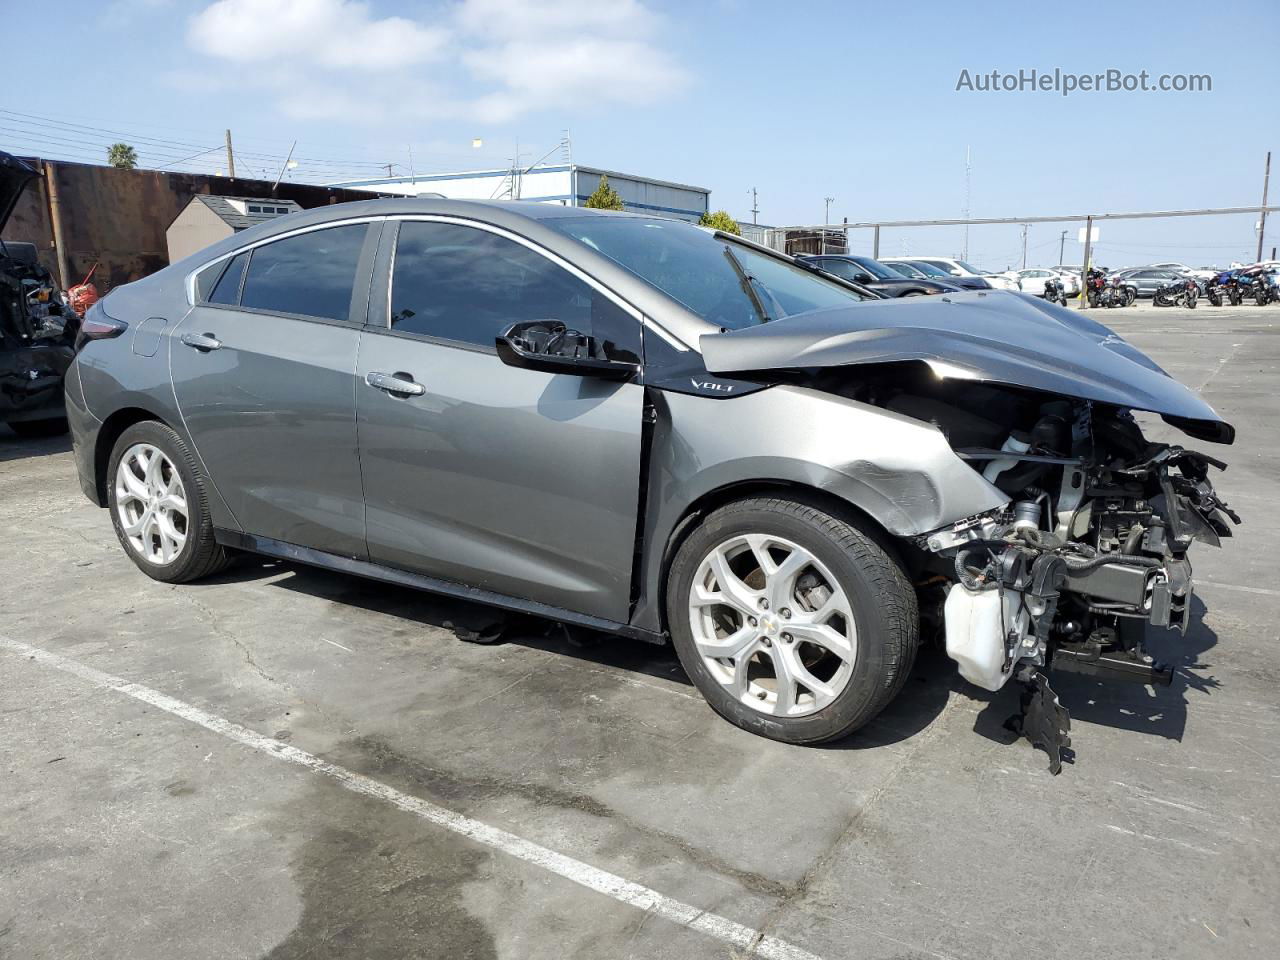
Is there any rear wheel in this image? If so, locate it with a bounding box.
[665,497,918,745]
[107,421,231,583]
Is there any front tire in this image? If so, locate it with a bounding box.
[107,421,230,583]
[665,497,918,745]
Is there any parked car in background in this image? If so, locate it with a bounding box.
[908,256,1020,290]
[66,197,1239,770]
[882,259,992,290]
[1111,267,1196,299]
[1150,262,1217,283]
[1,151,77,437]
[799,254,960,297]
[1017,268,1080,297]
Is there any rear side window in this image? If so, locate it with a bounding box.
[208,252,249,305]
[818,260,866,283]
[239,223,367,322]
[389,221,639,359]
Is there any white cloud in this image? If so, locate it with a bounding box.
[455,0,657,39]
[184,0,689,124]
[189,0,449,72]
[466,38,688,123]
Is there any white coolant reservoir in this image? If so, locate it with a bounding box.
[944,584,1018,691]
[982,432,1031,483]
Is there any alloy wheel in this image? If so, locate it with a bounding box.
[114,443,189,565]
[687,533,857,718]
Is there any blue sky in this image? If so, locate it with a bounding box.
[4,0,1277,269]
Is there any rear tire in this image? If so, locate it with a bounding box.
[106,421,230,583]
[665,497,918,745]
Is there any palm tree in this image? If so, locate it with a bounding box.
[107,143,138,169]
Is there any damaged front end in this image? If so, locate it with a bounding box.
[699,291,1241,771]
[1,151,76,428]
[919,399,1238,772]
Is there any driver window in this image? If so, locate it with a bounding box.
[389,221,639,360]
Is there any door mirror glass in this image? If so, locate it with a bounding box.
[495,321,638,381]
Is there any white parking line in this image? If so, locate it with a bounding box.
[1195,580,1280,598]
[0,636,821,960]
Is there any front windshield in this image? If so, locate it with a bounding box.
[955,260,984,275]
[905,260,952,278]
[886,261,925,279]
[546,216,866,330]
[851,256,903,280]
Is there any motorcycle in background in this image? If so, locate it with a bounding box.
[1251,269,1279,305]
[1205,270,1241,306]
[1042,276,1068,306]
[1105,275,1137,307]
[1154,277,1199,308]
[1086,269,1135,308]
[1085,268,1108,307]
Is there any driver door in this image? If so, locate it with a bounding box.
[354,219,645,623]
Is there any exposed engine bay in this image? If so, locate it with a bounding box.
[821,362,1240,772]
[1,151,77,430]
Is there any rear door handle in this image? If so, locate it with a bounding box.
[180,332,222,352]
[366,370,425,397]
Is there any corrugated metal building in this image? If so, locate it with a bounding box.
[330,164,710,222]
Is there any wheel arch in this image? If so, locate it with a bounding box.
[93,406,175,504]
[642,477,909,639]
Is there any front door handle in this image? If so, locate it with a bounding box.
[180,332,222,352]
[366,370,425,397]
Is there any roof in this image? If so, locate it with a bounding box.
[192,195,302,231]
[170,198,675,272]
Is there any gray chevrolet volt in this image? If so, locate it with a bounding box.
[67,198,1238,767]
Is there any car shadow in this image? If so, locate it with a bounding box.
[212,556,693,691]
[971,594,1219,747]
[0,426,72,462]
[209,555,954,749]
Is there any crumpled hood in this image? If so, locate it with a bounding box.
[0,151,39,234]
[700,290,1234,443]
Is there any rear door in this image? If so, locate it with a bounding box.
[355,218,645,622]
[171,220,379,556]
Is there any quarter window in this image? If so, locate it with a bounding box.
[239,223,368,322]
[208,251,249,305]
[389,221,639,359]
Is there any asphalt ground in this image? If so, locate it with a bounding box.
[1,299,1277,960]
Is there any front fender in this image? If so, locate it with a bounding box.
[629,384,1008,633]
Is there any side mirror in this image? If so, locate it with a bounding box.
[495,320,638,381]
[854,273,875,284]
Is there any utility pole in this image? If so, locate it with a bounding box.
[873,224,881,259]
[272,140,297,192]
[1257,151,1271,264]
[822,196,834,253]
[750,187,759,225]
[382,163,395,178]
[224,129,236,179]
[1058,229,1067,265]
[962,145,972,261]
[1020,223,1029,269]
[1078,215,1094,310]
